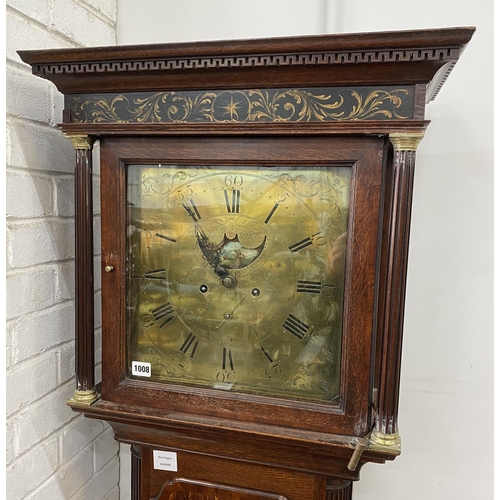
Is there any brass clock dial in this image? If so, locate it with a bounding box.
[126,165,351,403]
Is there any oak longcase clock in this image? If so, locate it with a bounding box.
[19,26,474,500]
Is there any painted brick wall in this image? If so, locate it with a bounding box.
[6,1,119,499]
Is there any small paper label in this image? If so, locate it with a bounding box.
[131,361,151,377]
[153,450,178,471]
[213,382,233,390]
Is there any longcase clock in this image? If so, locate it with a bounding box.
[19,27,474,500]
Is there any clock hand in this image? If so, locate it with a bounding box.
[195,226,224,270]
[216,293,248,329]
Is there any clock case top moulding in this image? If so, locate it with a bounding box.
[19,27,474,485]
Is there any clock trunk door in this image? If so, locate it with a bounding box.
[100,135,385,437]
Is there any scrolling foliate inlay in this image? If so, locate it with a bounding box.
[66,86,414,124]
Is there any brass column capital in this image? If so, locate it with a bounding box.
[389,132,425,151]
[64,134,95,150]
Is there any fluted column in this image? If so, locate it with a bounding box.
[131,445,142,500]
[371,132,424,453]
[326,480,353,500]
[65,134,99,407]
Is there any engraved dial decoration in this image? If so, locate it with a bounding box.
[126,165,351,403]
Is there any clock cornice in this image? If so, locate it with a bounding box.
[18,27,474,103]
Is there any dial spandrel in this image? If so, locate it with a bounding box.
[126,165,351,404]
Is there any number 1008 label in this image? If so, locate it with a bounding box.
[132,361,151,377]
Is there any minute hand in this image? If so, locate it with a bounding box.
[216,293,248,329]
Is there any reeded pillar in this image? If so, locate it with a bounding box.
[65,134,99,407]
[131,445,142,500]
[326,480,353,500]
[372,132,424,453]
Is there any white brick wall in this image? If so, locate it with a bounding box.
[6,1,119,499]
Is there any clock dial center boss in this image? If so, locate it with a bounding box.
[126,165,351,402]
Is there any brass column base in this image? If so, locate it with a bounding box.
[368,430,401,455]
[67,388,100,408]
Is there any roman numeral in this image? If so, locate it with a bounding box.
[296,280,322,294]
[283,314,310,340]
[144,268,166,280]
[133,268,166,280]
[151,303,175,328]
[224,189,241,213]
[179,333,199,359]
[264,202,280,224]
[288,232,322,254]
[260,345,274,363]
[222,347,234,371]
[182,199,202,222]
[155,233,177,243]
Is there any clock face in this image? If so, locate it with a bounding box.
[126,164,351,403]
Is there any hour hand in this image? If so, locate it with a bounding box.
[195,228,234,286]
[195,226,224,269]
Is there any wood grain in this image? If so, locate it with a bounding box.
[99,135,383,437]
[18,28,474,499]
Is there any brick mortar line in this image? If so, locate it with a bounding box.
[6,58,40,75]
[6,348,102,422]
[6,4,84,49]
[6,166,77,180]
[6,291,102,328]
[7,364,102,423]
[6,258,102,275]
[5,170,100,195]
[6,290,103,322]
[7,327,103,385]
[13,160,99,181]
[6,111,62,132]
[100,484,121,500]
[7,378,78,429]
[65,454,120,500]
[47,0,117,31]
[6,349,76,419]
[6,261,69,275]
[8,2,116,50]
[6,163,101,180]
[6,257,76,276]
[6,213,101,224]
[7,297,75,322]
[6,257,102,274]
[73,0,117,28]
[7,404,114,475]
[6,214,102,225]
[6,339,74,374]
[6,112,64,133]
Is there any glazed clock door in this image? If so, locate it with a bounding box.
[126,163,350,403]
[100,135,384,437]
